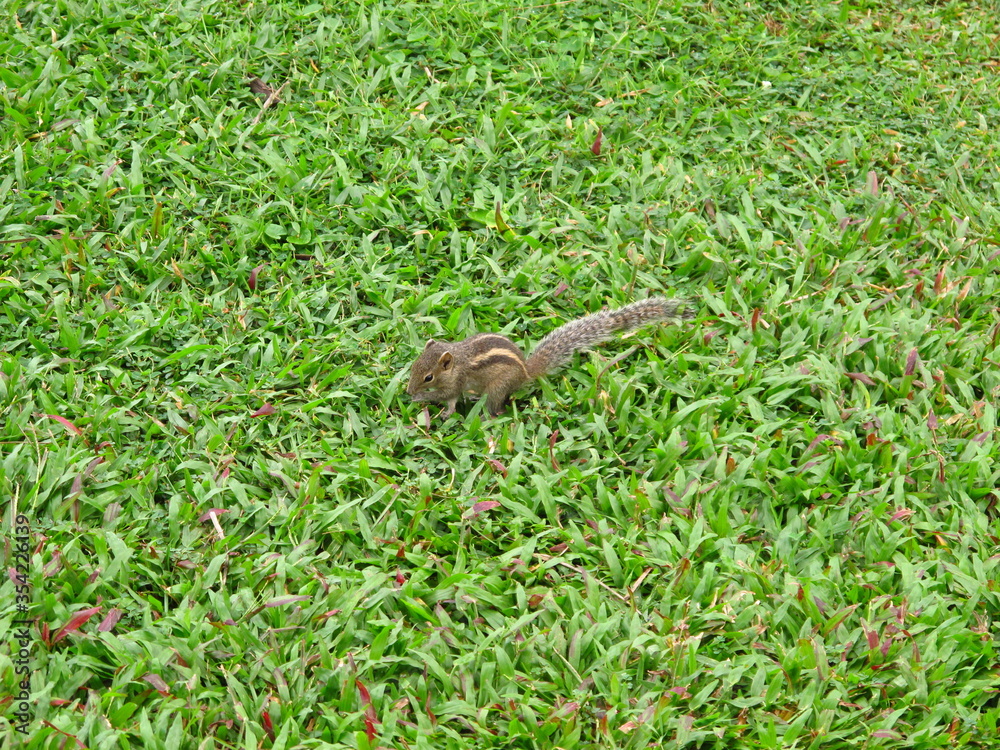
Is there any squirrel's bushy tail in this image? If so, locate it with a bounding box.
[525,297,691,378]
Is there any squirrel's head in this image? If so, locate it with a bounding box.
[406,339,458,403]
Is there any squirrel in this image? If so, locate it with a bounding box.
[406,297,692,418]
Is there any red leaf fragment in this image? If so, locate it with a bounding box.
[957,278,971,303]
[198,509,229,523]
[249,264,265,291]
[69,456,106,500]
[486,459,507,477]
[551,701,580,720]
[846,372,877,386]
[102,160,123,179]
[468,500,501,518]
[865,629,879,650]
[549,429,561,471]
[904,348,919,376]
[866,170,879,196]
[356,679,379,740]
[261,709,275,740]
[40,721,87,748]
[934,264,947,295]
[252,403,276,417]
[47,554,65,579]
[494,201,512,234]
[98,608,124,632]
[927,411,938,430]
[264,595,311,608]
[425,692,437,724]
[44,414,84,436]
[142,673,171,695]
[356,679,372,705]
[804,433,843,456]
[53,606,102,643]
[591,128,603,155]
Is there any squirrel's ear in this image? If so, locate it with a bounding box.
[423,339,436,349]
[437,352,454,370]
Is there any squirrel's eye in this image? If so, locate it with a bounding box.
[424,374,434,383]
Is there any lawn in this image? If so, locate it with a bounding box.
[2,0,999,747]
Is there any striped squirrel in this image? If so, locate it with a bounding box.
[406,297,692,417]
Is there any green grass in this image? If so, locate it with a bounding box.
[2,0,1000,747]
